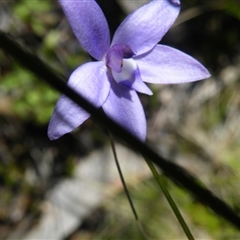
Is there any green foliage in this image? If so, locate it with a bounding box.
[13,0,53,35]
[87,177,240,239]
[1,64,59,124]
[221,1,240,20]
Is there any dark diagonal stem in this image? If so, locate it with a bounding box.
[0,30,240,230]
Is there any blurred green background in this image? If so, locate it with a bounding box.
[1,0,240,239]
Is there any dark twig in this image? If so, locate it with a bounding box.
[0,30,240,229]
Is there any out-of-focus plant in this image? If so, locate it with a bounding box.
[1,64,59,124]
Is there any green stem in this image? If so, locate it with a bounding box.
[145,158,194,240]
[109,134,148,240]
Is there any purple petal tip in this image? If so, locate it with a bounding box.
[169,0,181,6]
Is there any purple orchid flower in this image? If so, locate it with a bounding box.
[48,0,210,141]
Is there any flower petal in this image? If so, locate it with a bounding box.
[121,79,153,96]
[48,62,110,140]
[135,45,211,84]
[111,0,180,55]
[120,66,153,95]
[102,78,147,141]
[60,0,110,60]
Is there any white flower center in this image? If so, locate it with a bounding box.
[111,58,137,83]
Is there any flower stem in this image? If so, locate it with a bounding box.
[109,134,148,240]
[145,158,194,240]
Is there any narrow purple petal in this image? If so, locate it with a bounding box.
[102,78,147,141]
[60,0,110,60]
[111,0,180,55]
[120,67,153,95]
[170,0,181,5]
[48,62,110,140]
[121,79,153,95]
[135,44,211,84]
